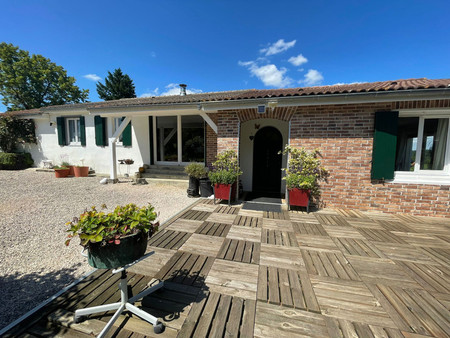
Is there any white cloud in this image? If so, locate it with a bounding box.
[288,54,308,67]
[302,69,324,86]
[239,61,292,87]
[332,81,366,86]
[140,84,203,97]
[260,39,296,56]
[150,51,156,58]
[83,74,102,81]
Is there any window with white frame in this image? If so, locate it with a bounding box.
[113,117,124,143]
[66,117,81,145]
[394,114,450,184]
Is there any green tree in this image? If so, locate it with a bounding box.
[0,42,89,111]
[0,114,36,152]
[96,68,136,101]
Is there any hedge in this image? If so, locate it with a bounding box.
[0,152,34,170]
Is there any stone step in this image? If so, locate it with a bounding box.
[145,165,186,172]
[140,172,188,181]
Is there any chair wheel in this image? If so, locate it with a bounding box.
[74,315,86,323]
[154,322,165,334]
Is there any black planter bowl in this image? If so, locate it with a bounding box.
[87,231,148,269]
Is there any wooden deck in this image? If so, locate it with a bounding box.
[4,199,450,337]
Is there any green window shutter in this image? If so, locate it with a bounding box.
[371,111,399,180]
[122,119,132,147]
[95,116,107,146]
[80,116,86,146]
[56,117,66,146]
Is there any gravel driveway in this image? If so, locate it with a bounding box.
[0,170,193,330]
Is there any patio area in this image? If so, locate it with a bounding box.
[3,199,449,337]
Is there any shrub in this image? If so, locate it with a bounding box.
[0,152,34,170]
[0,115,36,153]
[208,150,242,185]
[65,203,159,248]
[184,163,208,179]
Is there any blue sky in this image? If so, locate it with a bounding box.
[1,0,450,111]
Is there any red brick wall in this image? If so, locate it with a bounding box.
[290,101,450,217]
[217,111,240,154]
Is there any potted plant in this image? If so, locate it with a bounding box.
[281,146,328,212]
[65,203,159,269]
[74,165,89,177]
[54,166,70,178]
[184,163,208,197]
[208,150,242,205]
[61,161,74,176]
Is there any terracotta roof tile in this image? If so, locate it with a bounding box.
[3,78,450,116]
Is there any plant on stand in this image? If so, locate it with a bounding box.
[208,150,242,205]
[65,203,159,269]
[281,145,328,212]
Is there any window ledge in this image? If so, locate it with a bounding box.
[391,172,450,185]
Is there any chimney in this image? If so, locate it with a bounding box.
[179,84,187,96]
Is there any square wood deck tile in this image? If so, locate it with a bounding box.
[147,229,191,250]
[205,259,259,300]
[292,222,328,236]
[127,246,176,277]
[315,214,351,227]
[391,232,450,248]
[260,243,305,270]
[310,275,397,329]
[296,234,341,253]
[165,218,203,233]
[289,212,320,224]
[217,238,260,264]
[179,233,225,257]
[233,214,262,227]
[254,302,330,338]
[205,212,237,224]
[178,209,211,221]
[191,203,219,212]
[332,237,386,258]
[261,218,294,231]
[345,256,420,288]
[237,208,264,218]
[323,225,365,239]
[261,229,298,247]
[257,266,320,312]
[373,242,441,265]
[194,221,231,237]
[178,291,256,338]
[226,225,262,242]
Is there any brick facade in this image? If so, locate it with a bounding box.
[210,100,450,217]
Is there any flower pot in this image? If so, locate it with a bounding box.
[54,168,70,178]
[288,188,311,212]
[87,231,148,269]
[74,166,89,177]
[199,178,213,197]
[187,176,200,197]
[67,165,75,176]
[214,182,237,206]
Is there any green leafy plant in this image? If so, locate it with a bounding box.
[184,163,208,179]
[0,152,34,170]
[208,150,243,185]
[281,145,328,197]
[53,166,69,170]
[0,115,36,153]
[61,161,71,167]
[65,203,159,247]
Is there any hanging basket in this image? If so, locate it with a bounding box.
[87,231,148,269]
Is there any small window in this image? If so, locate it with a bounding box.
[66,118,81,145]
[113,118,124,143]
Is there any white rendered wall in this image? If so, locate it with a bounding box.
[22,115,150,175]
[239,118,289,193]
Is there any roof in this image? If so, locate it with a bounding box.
[4,78,450,116]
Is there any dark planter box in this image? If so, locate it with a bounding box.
[187,176,200,197]
[288,188,311,212]
[87,231,148,269]
[199,178,213,197]
[214,182,237,206]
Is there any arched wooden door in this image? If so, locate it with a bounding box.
[252,126,283,194]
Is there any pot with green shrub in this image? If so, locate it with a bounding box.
[65,203,159,269]
[184,163,206,197]
[54,166,70,178]
[281,145,328,212]
[208,150,242,206]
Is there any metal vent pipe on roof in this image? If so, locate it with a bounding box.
[179,84,187,96]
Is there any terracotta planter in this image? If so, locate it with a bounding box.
[214,182,237,206]
[74,166,89,177]
[288,188,311,212]
[67,165,75,176]
[54,168,70,178]
[87,231,148,269]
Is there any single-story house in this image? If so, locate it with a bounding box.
[6,78,450,217]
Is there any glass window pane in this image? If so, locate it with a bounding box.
[182,115,205,162]
[420,118,448,170]
[395,117,419,171]
[156,116,178,162]
[76,119,80,142]
[68,120,76,143]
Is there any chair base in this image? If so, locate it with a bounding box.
[74,270,164,337]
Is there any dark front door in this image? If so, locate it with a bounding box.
[252,126,283,194]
